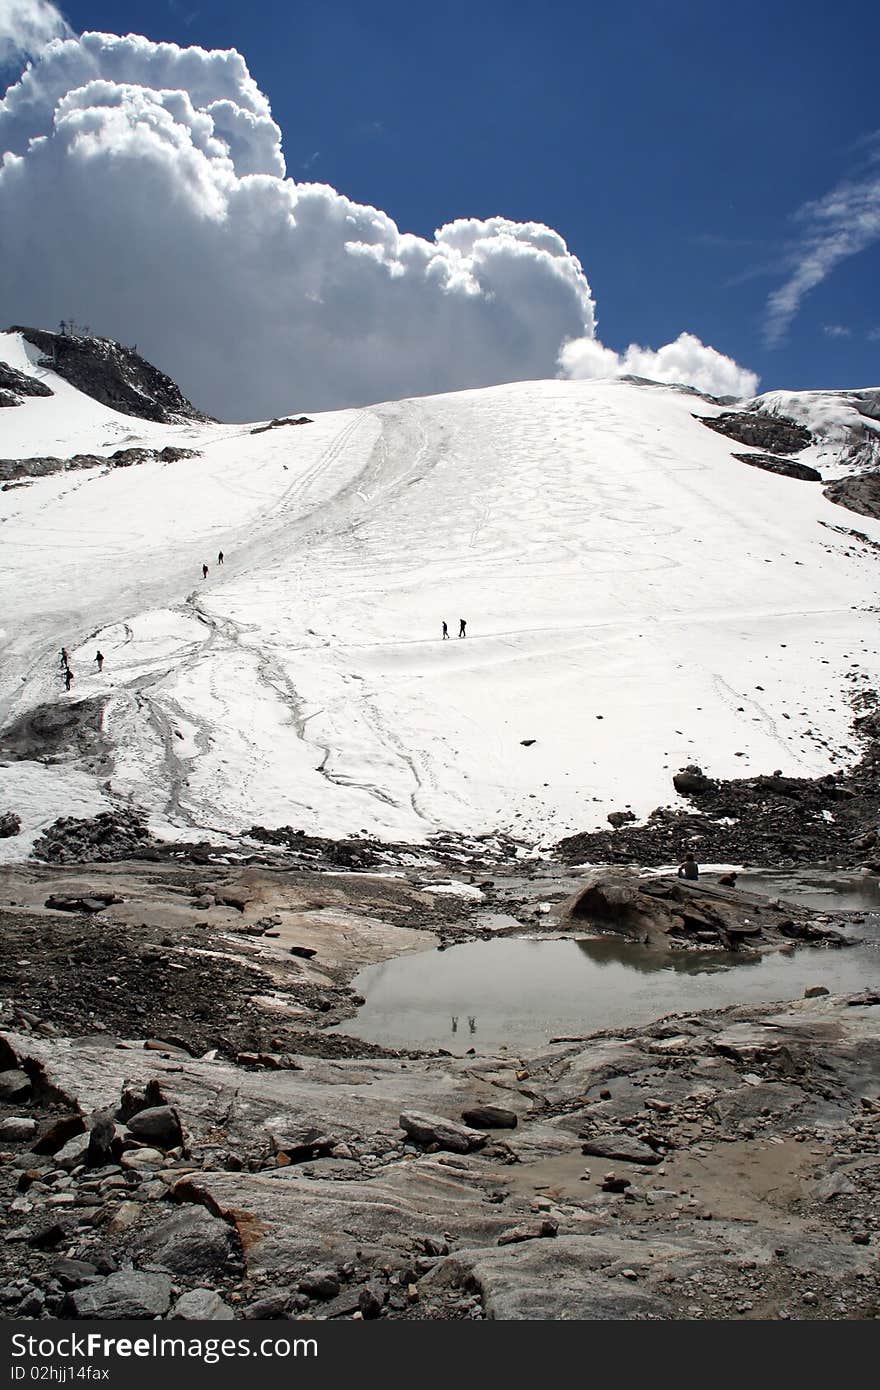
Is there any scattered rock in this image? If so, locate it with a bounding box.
[460,1105,518,1130]
[497,1218,558,1246]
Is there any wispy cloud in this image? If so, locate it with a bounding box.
[0,0,72,64]
[764,144,880,348]
[868,327,880,342]
[823,323,851,338]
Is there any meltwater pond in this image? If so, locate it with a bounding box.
[335,930,880,1054]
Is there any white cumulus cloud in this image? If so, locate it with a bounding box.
[0,0,71,64]
[0,28,757,419]
[559,330,759,399]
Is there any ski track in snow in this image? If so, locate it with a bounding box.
[3,341,880,852]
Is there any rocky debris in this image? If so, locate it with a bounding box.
[250,416,313,435]
[7,327,208,424]
[44,892,122,914]
[31,811,159,864]
[698,410,812,454]
[0,812,21,838]
[460,1105,518,1130]
[731,452,822,482]
[67,1270,173,1319]
[0,988,876,1320]
[558,709,880,869]
[607,810,637,828]
[0,360,53,405]
[399,1112,488,1154]
[0,699,108,766]
[0,445,199,485]
[824,472,880,522]
[170,1288,235,1320]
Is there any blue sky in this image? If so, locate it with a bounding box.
[4,0,879,402]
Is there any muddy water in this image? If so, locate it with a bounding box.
[336,927,880,1054]
[733,869,880,912]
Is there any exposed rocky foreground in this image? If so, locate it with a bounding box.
[0,858,877,1321]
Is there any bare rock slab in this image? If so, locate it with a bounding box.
[170,1288,236,1320]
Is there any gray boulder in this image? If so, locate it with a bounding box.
[460,1105,518,1130]
[170,1288,235,1320]
[580,1134,662,1165]
[126,1105,183,1149]
[399,1111,488,1153]
[68,1270,172,1319]
[133,1207,237,1275]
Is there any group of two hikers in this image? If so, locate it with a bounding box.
[59,646,103,692]
[202,551,224,580]
[443,619,467,639]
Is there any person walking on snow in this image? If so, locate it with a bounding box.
[202,562,209,579]
[60,648,69,670]
[459,618,467,638]
[218,551,224,565]
[442,621,449,640]
[95,651,104,672]
[64,667,74,692]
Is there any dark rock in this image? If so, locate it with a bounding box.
[698,410,812,454]
[8,326,207,424]
[170,1288,235,1320]
[731,452,821,482]
[32,1114,86,1155]
[298,1270,341,1300]
[581,1134,662,1165]
[569,870,640,923]
[67,1270,172,1320]
[358,1284,385,1318]
[824,472,880,522]
[0,1067,31,1100]
[133,1207,237,1275]
[497,1218,558,1245]
[51,1259,98,1291]
[243,1292,292,1319]
[673,766,714,796]
[0,359,53,401]
[607,811,637,828]
[0,811,21,837]
[288,945,318,959]
[125,1105,183,1149]
[804,985,830,998]
[460,1105,518,1130]
[399,1111,488,1153]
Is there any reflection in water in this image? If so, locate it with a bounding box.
[333,927,880,1054]
[574,936,761,976]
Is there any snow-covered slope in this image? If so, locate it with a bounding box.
[3,330,880,858]
[749,386,880,476]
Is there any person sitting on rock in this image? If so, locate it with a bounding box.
[677,853,699,880]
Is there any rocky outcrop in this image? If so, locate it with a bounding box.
[731,452,822,482]
[31,810,158,864]
[698,411,812,454]
[824,473,880,521]
[0,361,53,406]
[249,416,312,435]
[1,445,199,485]
[5,327,208,423]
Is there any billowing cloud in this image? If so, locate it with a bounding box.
[764,147,880,348]
[0,29,756,419]
[0,0,71,64]
[559,330,759,399]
